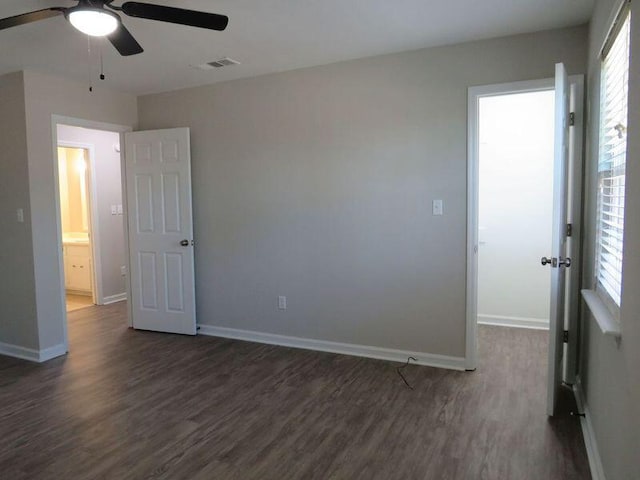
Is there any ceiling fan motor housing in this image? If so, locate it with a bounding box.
[65,2,121,37]
[0,1,229,57]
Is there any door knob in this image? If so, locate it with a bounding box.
[180,239,189,247]
[559,257,571,268]
[541,257,559,267]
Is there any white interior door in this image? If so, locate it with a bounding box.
[125,128,196,335]
[546,63,571,416]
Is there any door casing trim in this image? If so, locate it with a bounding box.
[51,115,133,352]
[465,76,584,373]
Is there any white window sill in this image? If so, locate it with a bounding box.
[581,289,622,338]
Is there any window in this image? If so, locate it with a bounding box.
[595,6,631,309]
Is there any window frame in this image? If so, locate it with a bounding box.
[594,2,632,318]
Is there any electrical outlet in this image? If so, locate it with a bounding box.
[278,296,287,310]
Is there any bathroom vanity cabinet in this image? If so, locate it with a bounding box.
[63,243,92,293]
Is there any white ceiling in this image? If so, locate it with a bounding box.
[0,0,594,95]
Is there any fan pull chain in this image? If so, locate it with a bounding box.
[100,39,106,81]
[87,35,93,92]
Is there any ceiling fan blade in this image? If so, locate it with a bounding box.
[0,8,65,31]
[107,23,144,56]
[121,2,228,31]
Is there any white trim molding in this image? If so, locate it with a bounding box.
[103,292,127,305]
[0,341,66,363]
[38,344,67,362]
[477,314,549,330]
[573,377,606,480]
[581,289,621,338]
[466,77,556,371]
[466,75,585,373]
[51,114,134,352]
[197,325,466,371]
[0,342,40,362]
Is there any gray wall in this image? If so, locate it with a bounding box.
[0,72,38,349]
[57,125,126,301]
[22,70,137,351]
[580,0,640,478]
[139,25,588,357]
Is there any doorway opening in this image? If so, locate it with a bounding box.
[466,74,584,396]
[55,122,128,316]
[57,144,96,311]
[477,90,555,330]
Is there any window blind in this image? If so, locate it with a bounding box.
[596,10,630,306]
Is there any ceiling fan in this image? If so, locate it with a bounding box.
[0,0,229,56]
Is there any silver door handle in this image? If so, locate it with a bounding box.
[559,257,571,268]
[541,256,554,266]
[180,239,189,247]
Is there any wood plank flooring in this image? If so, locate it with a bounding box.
[0,303,590,479]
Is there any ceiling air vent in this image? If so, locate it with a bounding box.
[208,57,240,68]
[193,57,241,70]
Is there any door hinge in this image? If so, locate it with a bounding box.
[566,223,573,237]
[569,112,575,126]
[563,330,569,343]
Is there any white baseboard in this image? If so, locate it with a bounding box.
[197,324,465,371]
[573,376,606,480]
[0,342,40,362]
[66,289,91,296]
[38,344,67,362]
[103,293,127,305]
[478,314,549,330]
[0,341,66,363]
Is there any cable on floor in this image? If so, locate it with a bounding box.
[397,356,417,390]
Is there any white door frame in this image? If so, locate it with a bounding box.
[57,141,101,305]
[564,76,585,385]
[51,115,133,352]
[465,76,584,371]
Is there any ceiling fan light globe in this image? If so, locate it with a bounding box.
[67,9,119,37]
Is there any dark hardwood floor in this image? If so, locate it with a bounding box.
[0,303,590,479]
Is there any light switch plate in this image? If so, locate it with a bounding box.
[111,205,117,215]
[278,296,287,310]
[16,208,24,223]
[432,199,443,216]
[117,204,123,215]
